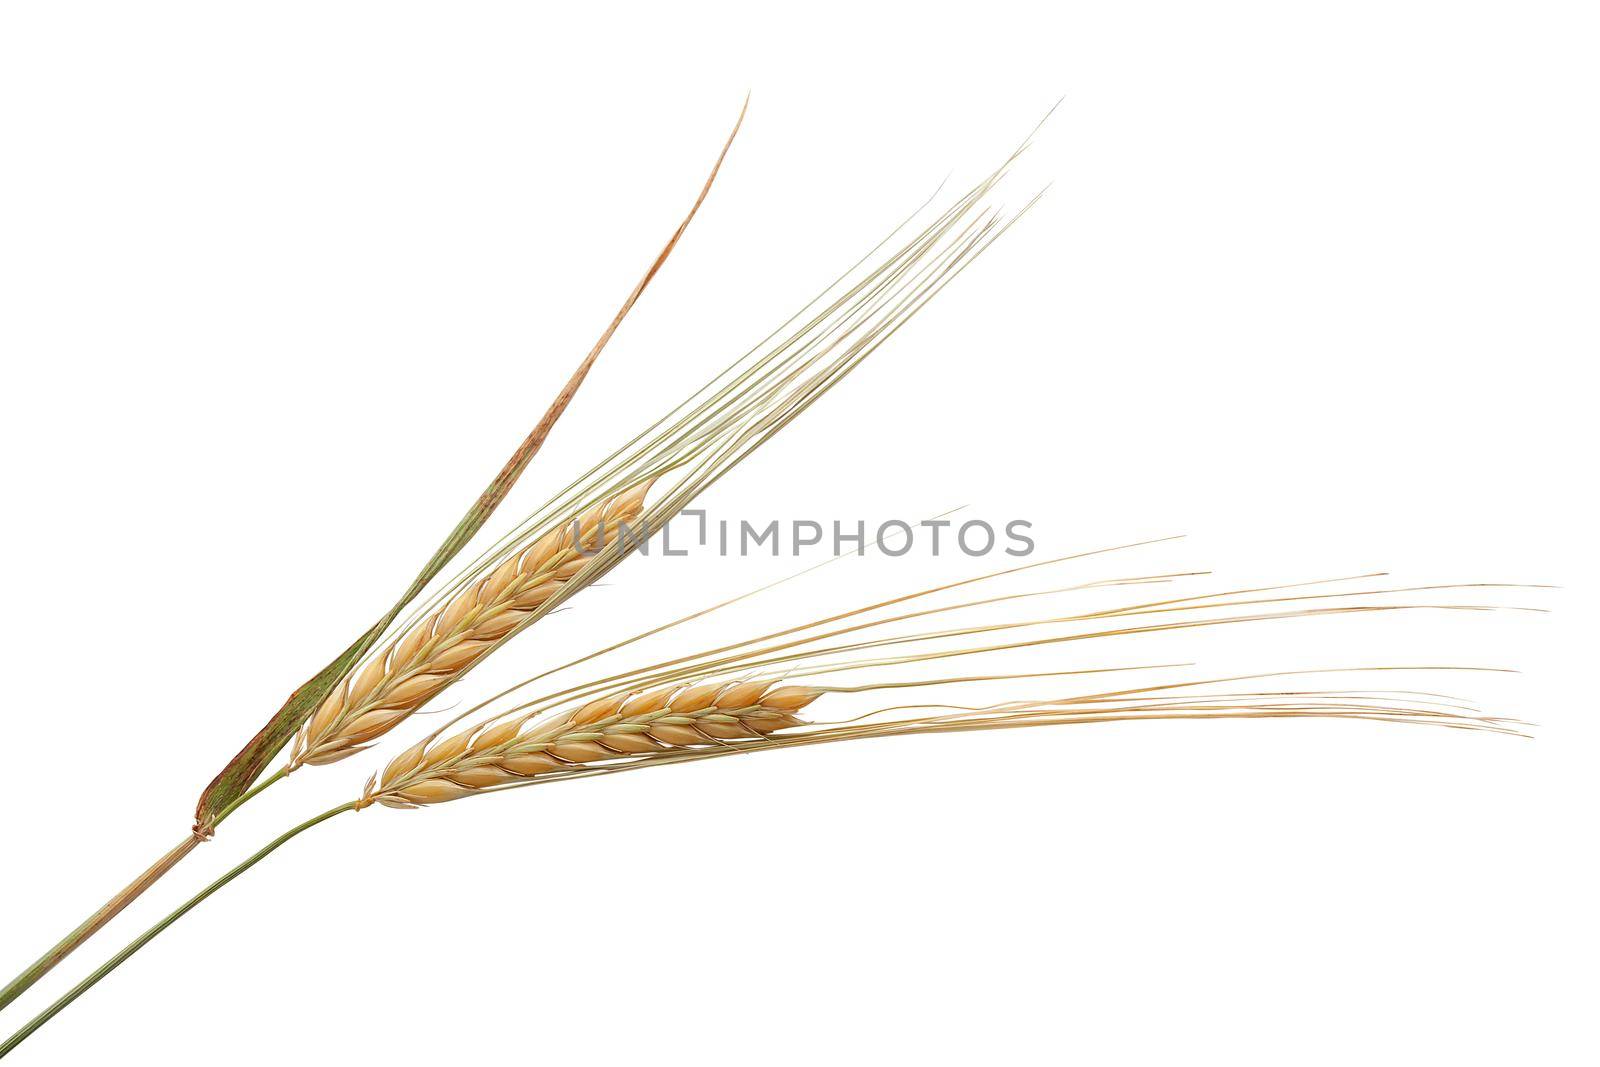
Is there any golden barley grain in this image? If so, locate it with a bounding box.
[290,479,654,769]
[360,677,820,807]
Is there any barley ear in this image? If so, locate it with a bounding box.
[360,678,821,808]
[288,480,656,769]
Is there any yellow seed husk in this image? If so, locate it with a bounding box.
[363,678,820,808]
[291,479,654,770]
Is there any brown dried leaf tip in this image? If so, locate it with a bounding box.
[359,678,822,808]
[290,479,656,769]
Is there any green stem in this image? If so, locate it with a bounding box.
[0,835,201,1014]
[0,802,353,1060]
[0,770,290,1016]
[212,767,288,829]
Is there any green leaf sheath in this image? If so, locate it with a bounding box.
[192,632,380,835]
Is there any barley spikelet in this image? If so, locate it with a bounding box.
[358,670,1519,812]
[479,678,1523,790]
[360,677,822,808]
[290,479,655,770]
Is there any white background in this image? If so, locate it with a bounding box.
[1,3,1595,1064]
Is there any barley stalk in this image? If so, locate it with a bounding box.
[4,104,1538,1061]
